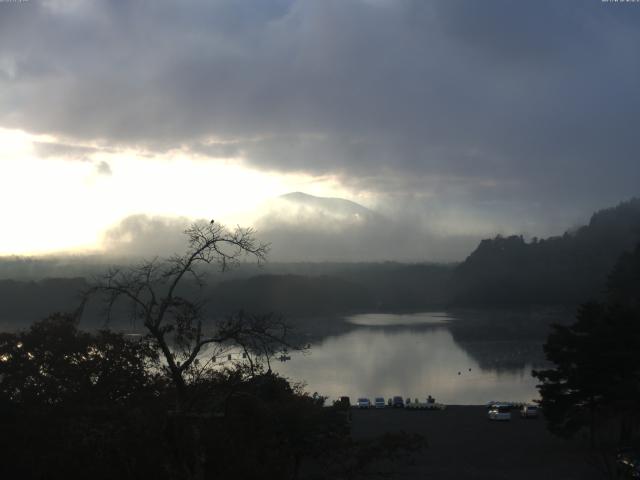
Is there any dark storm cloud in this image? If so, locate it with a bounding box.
[1,0,639,234]
[33,140,112,175]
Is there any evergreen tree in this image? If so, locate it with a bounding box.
[533,244,640,445]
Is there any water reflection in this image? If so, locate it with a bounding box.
[451,340,546,373]
[345,312,450,327]
[275,316,542,405]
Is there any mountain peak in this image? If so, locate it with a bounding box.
[277,192,379,220]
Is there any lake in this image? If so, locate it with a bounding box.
[273,311,554,405]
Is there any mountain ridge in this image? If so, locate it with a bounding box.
[451,197,640,305]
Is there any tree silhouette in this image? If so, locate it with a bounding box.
[0,314,167,479]
[84,220,299,412]
[533,243,640,447]
[0,312,160,407]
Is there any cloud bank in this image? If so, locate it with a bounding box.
[1,0,639,239]
[101,194,479,262]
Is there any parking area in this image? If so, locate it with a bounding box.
[350,406,600,479]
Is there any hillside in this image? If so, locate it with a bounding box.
[0,263,454,328]
[277,192,382,222]
[451,198,640,305]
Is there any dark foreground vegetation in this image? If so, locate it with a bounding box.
[0,314,426,479]
[533,242,640,476]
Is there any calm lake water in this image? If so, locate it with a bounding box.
[274,311,547,405]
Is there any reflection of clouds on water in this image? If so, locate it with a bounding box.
[274,324,540,405]
[446,308,564,373]
[452,340,547,373]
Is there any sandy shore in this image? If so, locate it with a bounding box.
[350,406,601,479]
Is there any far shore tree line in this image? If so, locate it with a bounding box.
[1,198,639,328]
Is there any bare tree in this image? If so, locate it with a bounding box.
[84,220,295,412]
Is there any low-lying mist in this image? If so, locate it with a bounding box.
[98,192,480,263]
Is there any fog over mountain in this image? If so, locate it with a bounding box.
[102,214,196,259]
[99,192,479,262]
[256,192,479,262]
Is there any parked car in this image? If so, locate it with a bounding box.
[356,398,371,409]
[374,397,386,408]
[520,405,539,419]
[392,396,405,408]
[488,403,512,421]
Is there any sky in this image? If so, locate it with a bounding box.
[0,0,639,260]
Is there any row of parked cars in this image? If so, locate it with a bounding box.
[345,397,539,419]
[354,396,437,409]
[487,402,539,421]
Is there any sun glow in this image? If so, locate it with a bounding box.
[0,128,349,255]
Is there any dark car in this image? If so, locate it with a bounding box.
[335,396,351,410]
[520,405,539,419]
[392,396,404,408]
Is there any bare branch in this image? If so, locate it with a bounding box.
[82,219,282,413]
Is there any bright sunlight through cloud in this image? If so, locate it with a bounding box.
[0,128,348,255]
